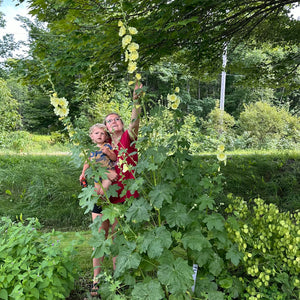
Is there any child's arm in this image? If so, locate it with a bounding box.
[79,161,90,181]
[102,145,117,161]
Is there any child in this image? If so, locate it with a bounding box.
[79,123,117,197]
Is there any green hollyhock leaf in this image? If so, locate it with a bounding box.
[228,277,244,298]
[219,278,233,289]
[195,276,218,295]
[226,244,243,266]
[115,251,141,278]
[140,226,172,258]
[127,177,145,193]
[203,213,225,231]
[157,249,175,265]
[191,248,213,267]
[131,279,164,300]
[101,204,124,223]
[0,289,8,300]
[208,254,224,276]
[114,240,141,278]
[157,257,194,294]
[78,185,98,213]
[182,229,212,251]
[161,163,179,181]
[197,194,215,210]
[125,197,152,223]
[161,203,190,227]
[90,230,112,259]
[149,184,174,209]
[207,291,225,300]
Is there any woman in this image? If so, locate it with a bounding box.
[90,82,142,297]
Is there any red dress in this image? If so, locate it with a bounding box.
[110,130,139,203]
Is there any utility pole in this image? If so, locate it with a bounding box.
[220,44,227,110]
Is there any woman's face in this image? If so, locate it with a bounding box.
[105,114,123,134]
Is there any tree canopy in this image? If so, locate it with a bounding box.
[16,0,299,90]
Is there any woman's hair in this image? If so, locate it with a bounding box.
[89,123,109,137]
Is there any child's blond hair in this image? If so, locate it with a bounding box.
[89,123,110,141]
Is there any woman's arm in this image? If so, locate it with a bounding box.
[128,82,143,141]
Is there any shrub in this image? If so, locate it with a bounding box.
[0,217,78,300]
[201,104,236,151]
[238,101,300,149]
[0,131,32,152]
[225,197,300,299]
[0,79,22,132]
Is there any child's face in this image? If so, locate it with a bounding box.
[90,127,107,144]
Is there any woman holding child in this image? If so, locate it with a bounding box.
[80,82,142,297]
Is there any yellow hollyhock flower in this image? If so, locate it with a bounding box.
[171,102,179,110]
[128,81,135,86]
[128,61,137,73]
[175,87,180,93]
[57,97,68,107]
[54,106,69,118]
[122,164,129,173]
[135,73,141,80]
[118,20,123,27]
[128,27,138,35]
[127,42,139,52]
[129,50,139,61]
[60,106,69,117]
[50,96,60,106]
[122,35,132,48]
[167,93,177,102]
[217,152,227,161]
[119,25,126,37]
[217,144,225,152]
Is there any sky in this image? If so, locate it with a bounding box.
[0,0,299,58]
[0,0,31,57]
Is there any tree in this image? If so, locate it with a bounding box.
[0,78,22,131]
[0,1,21,75]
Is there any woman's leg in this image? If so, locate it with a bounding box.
[111,218,119,270]
[91,212,110,295]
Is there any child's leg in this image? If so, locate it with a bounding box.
[95,170,117,196]
[98,170,116,196]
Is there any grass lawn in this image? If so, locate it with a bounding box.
[51,230,95,299]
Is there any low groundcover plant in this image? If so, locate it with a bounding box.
[0,216,78,300]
